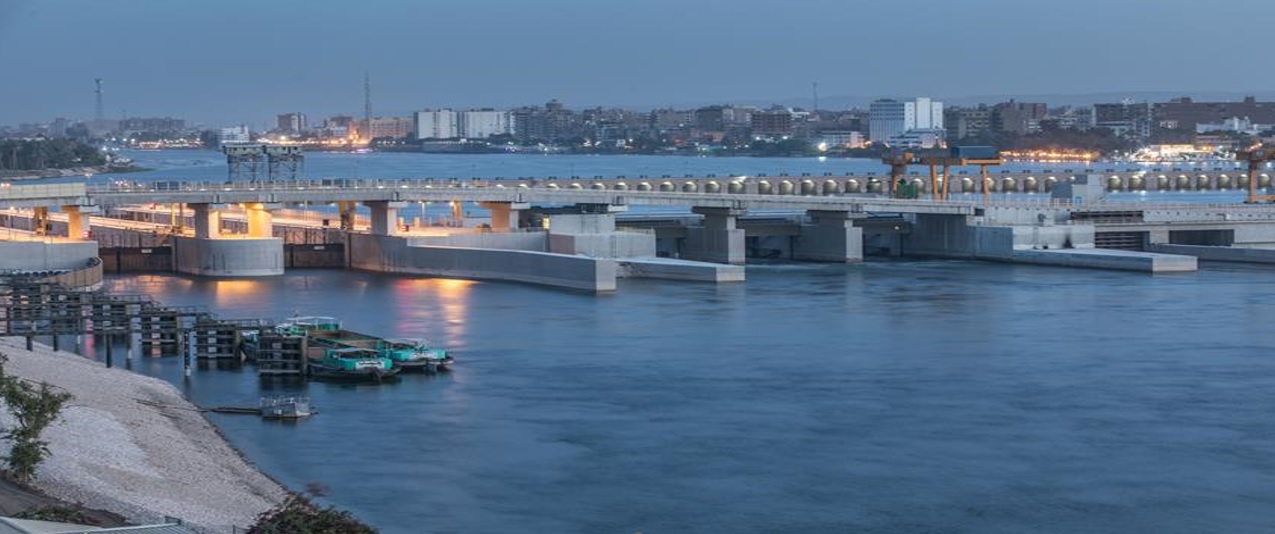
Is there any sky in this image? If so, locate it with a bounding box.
[1,0,1273,127]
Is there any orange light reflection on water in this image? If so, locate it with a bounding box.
[394,278,474,345]
[211,280,263,309]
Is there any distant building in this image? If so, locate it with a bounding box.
[1196,116,1273,136]
[1094,101,1153,141]
[276,112,307,134]
[992,100,1047,135]
[367,116,413,139]
[869,97,943,144]
[750,109,794,137]
[118,117,186,135]
[458,110,515,138]
[219,125,251,145]
[945,106,992,140]
[1156,96,1275,132]
[819,130,866,149]
[887,128,944,149]
[415,109,458,139]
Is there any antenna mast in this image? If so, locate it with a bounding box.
[363,71,372,140]
[812,81,819,112]
[94,78,104,122]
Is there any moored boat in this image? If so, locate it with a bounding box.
[260,396,314,419]
[307,347,400,382]
[382,338,455,373]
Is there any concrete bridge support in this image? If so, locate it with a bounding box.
[366,201,408,236]
[32,207,49,237]
[190,203,224,239]
[338,201,357,231]
[244,203,278,238]
[479,201,530,231]
[62,205,91,240]
[684,207,746,265]
[793,210,864,262]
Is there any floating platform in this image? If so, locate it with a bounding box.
[1010,248,1198,273]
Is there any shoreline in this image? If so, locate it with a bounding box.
[0,165,147,181]
[0,337,287,533]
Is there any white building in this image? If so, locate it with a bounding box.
[219,125,250,145]
[458,110,515,139]
[1196,117,1272,136]
[869,97,944,143]
[415,109,459,139]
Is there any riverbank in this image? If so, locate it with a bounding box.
[0,165,147,181]
[0,337,287,533]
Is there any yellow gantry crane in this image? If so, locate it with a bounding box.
[883,146,1003,202]
[1238,145,1275,204]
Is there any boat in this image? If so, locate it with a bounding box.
[307,347,401,382]
[382,338,455,373]
[259,396,314,419]
[278,316,451,373]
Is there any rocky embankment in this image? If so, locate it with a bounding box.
[0,337,287,533]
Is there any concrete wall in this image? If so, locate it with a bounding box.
[549,214,616,234]
[348,233,616,292]
[793,224,864,262]
[683,227,745,264]
[172,237,284,277]
[548,232,656,258]
[1147,243,1275,264]
[906,214,1094,260]
[617,258,745,282]
[0,241,98,271]
[407,232,547,251]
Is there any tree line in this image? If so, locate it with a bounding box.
[0,139,107,171]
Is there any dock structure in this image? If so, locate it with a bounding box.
[0,275,277,374]
[251,333,308,378]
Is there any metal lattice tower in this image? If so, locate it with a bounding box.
[363,71,372,140]
[94,78,104,122]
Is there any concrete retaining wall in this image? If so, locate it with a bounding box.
[1011,249,1197,272]
[0,241,98,271]
[348,233,616,292]
[549,232,656,258]
[407,232,547,251]
[1147,243,1275,264]
[617,258,745,282]
[793,225,863,262]
[172,237,284,277]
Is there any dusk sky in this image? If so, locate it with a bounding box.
[2,0,1272,127]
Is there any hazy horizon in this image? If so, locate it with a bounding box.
[3,0,1274,127]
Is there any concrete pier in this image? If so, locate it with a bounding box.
[618,258,745,282]
[684,207,746,264]
[1146,243,1275,264]
[793,210,864,262]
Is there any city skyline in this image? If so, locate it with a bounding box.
[3,0,1275,125]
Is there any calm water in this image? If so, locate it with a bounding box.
[91,261,1275,534]
[62,152,1275,532]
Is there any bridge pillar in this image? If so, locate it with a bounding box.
[684,206,746,264]
[32,207,49,237]
[793,210,864,262]
[366,201,408,236]
[243,203,276,238]
[479,201,530,231]
[190,203,224,239]
[338,201,357,231]
[62,205,94,240]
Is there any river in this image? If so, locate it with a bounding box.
[75,151,1275,533]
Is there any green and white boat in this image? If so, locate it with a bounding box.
[307,347,400,382]
[383,338,455,373]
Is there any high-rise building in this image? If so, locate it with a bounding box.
[869,97,942,143]
[415,109,459,139]
[457,110,515,139]
[992,101,1047,135]
[945,106,992,140]
[276,113,307,134]
[367,116,414,139]
[219,125,251,145]
[1094,101,1153,141]
[750,109,794,137]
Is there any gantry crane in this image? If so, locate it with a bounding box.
[882,146,1003,202]
[1238,145,1275,204]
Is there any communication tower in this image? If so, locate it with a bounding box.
[94,78,104,122]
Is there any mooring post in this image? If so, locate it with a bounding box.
[180,331,191,378]
[74,334,83,356]
[105,338,113,368]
